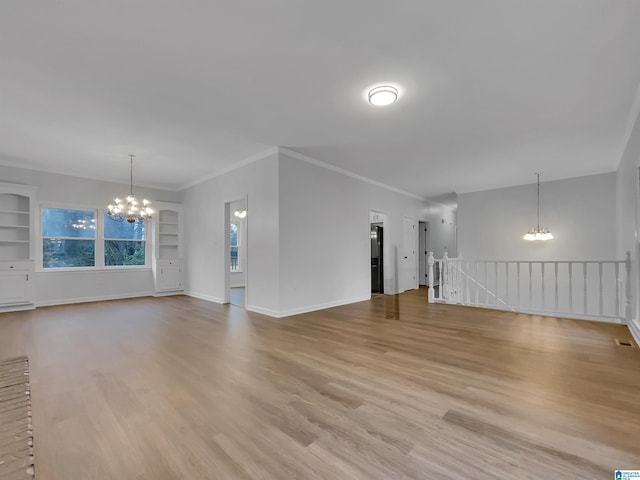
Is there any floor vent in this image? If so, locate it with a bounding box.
[615,339,635,347]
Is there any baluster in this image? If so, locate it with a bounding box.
[598,262,603,316]
[615,261,620,318]
[541,262,545,309]
[441,253,447,300]
[554,262,558,312]
[427,252,434,302]
[484,261,488,305]
[517,262,521,307]
[568,263,573,313]
[583,262,588,314]
[475,262,479,305]
[494,261,498,305]
[465,261,470,304]
[506,262,509,306]
[529,262,532,307]
[625,251,632,323]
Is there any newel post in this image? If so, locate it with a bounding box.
[427,252,435,302]
[625,250,632,324]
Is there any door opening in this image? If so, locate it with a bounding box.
[225,197,247,307]
[371,223,383,293]
[419,221,429,286]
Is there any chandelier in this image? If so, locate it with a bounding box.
[523,172,553,241]
[107,154,153,223]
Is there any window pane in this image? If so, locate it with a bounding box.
[43,239,95,268]
[105,240,145,266]
[42,208,95,238]
[104,214,145,240]
[230,223,238,246]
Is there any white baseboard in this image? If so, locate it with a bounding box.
[245,304,280,317]
[628,319,640,346]
[437,302,625,325]
[0,303,36,314]
[153,290,184,297]
[183,291,225,304]
[247,294,371,318]
[36,291,153,308]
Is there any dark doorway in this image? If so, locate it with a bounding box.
[371,224,384,293]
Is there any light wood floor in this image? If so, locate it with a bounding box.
[1,289,639,479]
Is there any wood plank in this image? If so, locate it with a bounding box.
[0,290,638,479]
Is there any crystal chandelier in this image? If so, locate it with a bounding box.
[107,154,153,223]
[524,172,553,241]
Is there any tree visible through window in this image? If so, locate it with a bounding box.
[42,208,96,268]
[41,207,147,269]
[104,214,145,266]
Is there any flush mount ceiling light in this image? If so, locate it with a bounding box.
[523,172,553,241]
[368,85,398,106]
[234,209,247,219]
[107,154,153,224]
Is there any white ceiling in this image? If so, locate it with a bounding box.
[1,1,640,200]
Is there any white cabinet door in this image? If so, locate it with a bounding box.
[0,271,31,305]
[157,264,181,291]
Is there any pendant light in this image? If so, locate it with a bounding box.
[107,154,153,223]
[523,172,553,241]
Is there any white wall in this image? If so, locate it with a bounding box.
[182,153,280,313]
[0,164,181,306]
[616,111,640,339]
[277,152,428,315]
[426,204,457,258]
[458,173,617,261]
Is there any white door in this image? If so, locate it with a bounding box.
[401,217,417,291]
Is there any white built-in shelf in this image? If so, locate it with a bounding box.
[0,187,35,264]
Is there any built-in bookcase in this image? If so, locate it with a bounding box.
[158,209,180,259]
[0,183,36,310]
[0,192,32,261]
[152,202,183,294]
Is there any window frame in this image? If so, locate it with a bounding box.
[102,212,147,267]
[37,202,150,272]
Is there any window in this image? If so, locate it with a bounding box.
[42,208,96,268]
[230,221,240,271]
[41,206,148,269]
[104,214,146,266]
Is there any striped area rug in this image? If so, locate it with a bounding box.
[0,357,34,479]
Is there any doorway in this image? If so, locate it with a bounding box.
[419,221,429,286]
[400,216,417,291]
[225,197,247,307]
[371,223,383,293]
[370,210,387,294]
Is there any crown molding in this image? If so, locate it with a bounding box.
[0,158,181,192]
[278,147,426,201]
[178,147,279,191]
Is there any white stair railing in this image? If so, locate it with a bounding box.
[427,251,632,323]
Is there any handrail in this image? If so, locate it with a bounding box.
[427,252,631,323]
